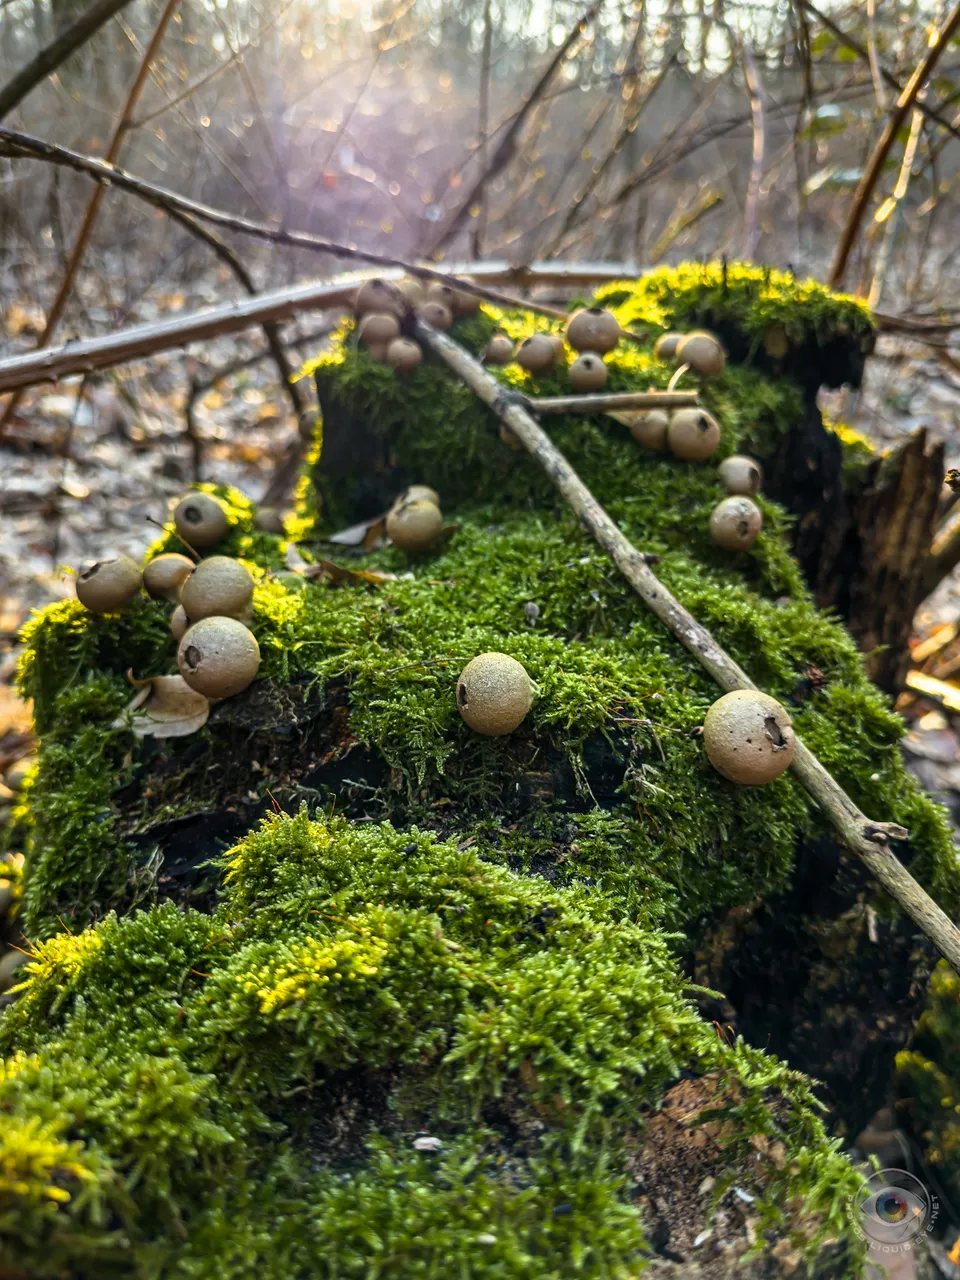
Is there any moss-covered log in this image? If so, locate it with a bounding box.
[3,263,959,1277]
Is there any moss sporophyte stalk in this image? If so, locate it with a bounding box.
[2,264,955,1277]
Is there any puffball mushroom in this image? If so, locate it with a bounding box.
[702,689,795,786]
[171,605,189,642]
[395,484,440,508]
[564,307,620,355]
[568,353,608,392]
[253,507,286,534]
[417,301,453,330]
[354,277,406,318]
[177,616,261,699]
[484,334,514,365]
[667,408,721,461]
[173,492,228,549]
[709,496,763,551]
[515,334,556,374]
[425,282,459,312]
[180,556,254,622]
[358,312,401,346]
[142,553,194,603]
[545,334,565,362]
[456,652,532,736]
[397,277,425,307]
[676,331,726,378]
[628,409,670,451]
[427,281,479,316]
[386,338,423,373]
[718,455,763,496]
[76,554,142,614]
[386,498,443,551]
[654,333,683,362]
[763,325,789,359]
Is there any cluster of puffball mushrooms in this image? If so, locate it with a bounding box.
[70,306,788,786]
[352,276,481,372]
[483,305,620,393]
[75,492,261,702]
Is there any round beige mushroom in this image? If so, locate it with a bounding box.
[142,553,194,603]
[397,277,425,308]
[718,455,763,496]
[395,484,440,508]
[628,409,670,451]
[386,338,423,374]
[358,312,401,346]
[545,334,566,362]
[666,408,721,461]
[253,507,286,534]
[676,331,725,378]
[709,497,763,552]
[515,334,556,374]
[564,308,620,355]
[76,554,142,614]
[654,333,683,362]
[763,325,789,359]
[417,301,453,330]
[386,498,443,551]
[171,604,189,642]
[702,689,795,785]
[354,278,406,318]
[484,334,514,364]
[180,556,254,622]
[568,352,608,392]
[173,492,228,549]
[457,652,533,736]
[178,616,261,699]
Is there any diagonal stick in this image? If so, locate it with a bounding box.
[415,319,960,976]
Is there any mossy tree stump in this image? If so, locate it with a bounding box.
[2,265,958,1277]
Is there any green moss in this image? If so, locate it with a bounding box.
[593,261,874,362]
[1,811,866,1276]
[4,264,956,1273]
[897,961,960,1206]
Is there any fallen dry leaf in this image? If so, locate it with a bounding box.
[114,672,210,738]
[326,514,387,549]
[304,559,396,587]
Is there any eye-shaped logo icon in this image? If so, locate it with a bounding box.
[855,1169,931,1246]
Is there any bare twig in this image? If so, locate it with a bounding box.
[830,0,960,289]
[867,106,925,309]
[540,50,678,257]
[0,0,181,428]
[428,2,600,256]
[866,0,888,110]
[797,0,960,144]
[471,0,494,259]
[416,321,960,977]
[0,0,136,120]
[741,43,766,261]
[532,390,698,413]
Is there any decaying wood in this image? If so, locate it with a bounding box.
[762,410,945,692]
[416,320,960,978]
